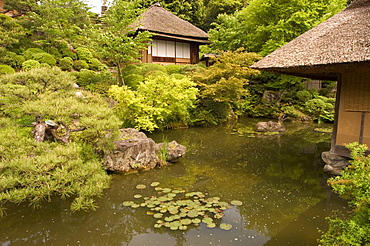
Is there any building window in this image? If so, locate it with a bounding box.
[176,42,190,59]
[151,40,190,59]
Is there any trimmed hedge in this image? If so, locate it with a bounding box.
[73,60,89,71]
[0,64,15,75]
[22,60,40,71]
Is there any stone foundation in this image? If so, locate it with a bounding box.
[322,151,351,175]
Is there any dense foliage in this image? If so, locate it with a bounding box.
[319,143,370,245]
[109,73,198,131]
[0,67,121,213]
[205,0,347,55]
[191,49,261,125]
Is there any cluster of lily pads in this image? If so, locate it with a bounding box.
[122,182,243,231]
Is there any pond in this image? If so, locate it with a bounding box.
[0,118,348,246]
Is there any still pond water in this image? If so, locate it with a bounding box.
[0,118,348,246]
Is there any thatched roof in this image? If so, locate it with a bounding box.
[135,3,210,44]
[250,0,370,80]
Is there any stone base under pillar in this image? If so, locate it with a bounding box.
[322,151,351,175]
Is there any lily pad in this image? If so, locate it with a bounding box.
[206,222,216,228]
[151,182,160,187]
[131,204,140,208]
[192,218,201,224]
[165,216,174,222]
[179,225,188,230]
[170,225,179,230]
[154,223,162,228]
[187,210,199,218]
[136,184,146,190]
[231,200,243,206]
[162,188,172,193]
[134,194,142,199]
[167,193,177,198]
[122,201,135,206]
[154,213,163,218]
[202,217,213,224]
[180,218,192,225]
[220,223,233,230]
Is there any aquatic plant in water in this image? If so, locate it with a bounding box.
[122,182,242,231]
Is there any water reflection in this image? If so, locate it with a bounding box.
[0,118,347,245]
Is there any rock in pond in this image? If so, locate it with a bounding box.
[103,128,186,173]
[255,121,286,132]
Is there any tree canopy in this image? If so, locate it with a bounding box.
[205,0,347,55]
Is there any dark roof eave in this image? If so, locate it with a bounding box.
[138,28,211,44]
[253,67,339,80]
[251,60,370,81]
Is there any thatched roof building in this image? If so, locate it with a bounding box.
[251,0,370,171]
[251,0,370,80]
[135,2,210,44]
[135,3,209,65]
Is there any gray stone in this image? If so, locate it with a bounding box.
[155,140,187,163]
[255,121,286,132]
[103,129,186,173]
[322,151,350,175]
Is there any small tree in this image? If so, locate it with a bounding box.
[191,49,261,124]
[91,0,152,86]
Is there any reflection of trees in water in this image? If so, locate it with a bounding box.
[0,119,333,245]
[149,118,331,237]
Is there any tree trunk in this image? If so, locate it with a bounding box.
[32,117,86,143]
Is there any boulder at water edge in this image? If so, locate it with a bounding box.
[103,128,186,173]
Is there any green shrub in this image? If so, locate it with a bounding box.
[48,47,62,58]
[89,58,106,71]
[296,90,312,103]
[281,105,304,119]
[140,63,166,76]
[0,67,121,213]
[165,64,182,75]
[123,64,142,77]
[76,47,93,61]
[73,60,89,71]
[124,74,143,89]
[72,69,100,87]
[60,48,77,60]
[58,57,73,71]
[0,51,25,69]
[0,64,15,75]
[179,64,205,75]
[304,98,334,122]
[109,74,198,131]
[22,60,40,71]
[171,73,185,80]
[319,143,370,245]
[32,52,56,66]
[39,63,51,68]
[23,48,45,60]
[71,70,116,96]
